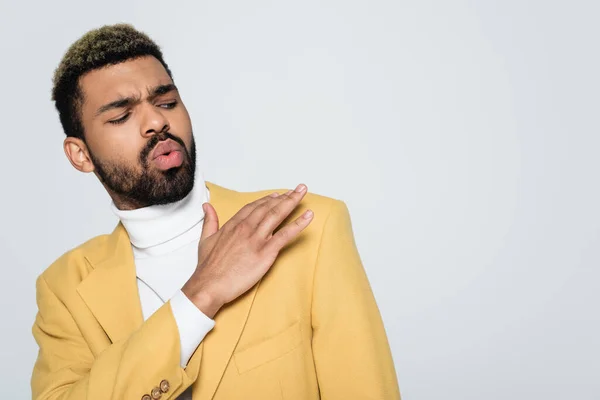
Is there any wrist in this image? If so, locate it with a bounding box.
[181,280,223,319]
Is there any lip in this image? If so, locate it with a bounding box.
[150,139,183,160]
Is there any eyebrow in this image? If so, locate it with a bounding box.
[95,83,178,117]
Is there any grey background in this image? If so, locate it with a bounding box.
[1,0,599,399]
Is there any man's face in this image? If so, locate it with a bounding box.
[76,55,195,209]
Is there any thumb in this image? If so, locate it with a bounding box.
[201,202,219,241]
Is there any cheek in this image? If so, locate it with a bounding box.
[171,107,193,143]
[87,124,145,165]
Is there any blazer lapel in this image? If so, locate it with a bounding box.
[189,182,261,399]
[77,223,144,344]
[190,285,260,399]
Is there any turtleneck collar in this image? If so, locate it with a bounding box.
[111,167,210,257]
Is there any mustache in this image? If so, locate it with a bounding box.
[140,132,187,164]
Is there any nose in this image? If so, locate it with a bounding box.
[141,104,170,137]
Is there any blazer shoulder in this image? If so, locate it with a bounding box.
[38,233,112,296]
[207,180,344,217]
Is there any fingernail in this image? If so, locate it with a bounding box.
[303,209,313,219]
[295,184,306,193]
[270,192,279,197]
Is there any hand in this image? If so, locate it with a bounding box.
[181,184,314,318]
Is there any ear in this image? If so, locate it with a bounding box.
[64,137,95,173]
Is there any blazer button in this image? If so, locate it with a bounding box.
[151,387,162,399]
[160,379,170,393]
[141,395,151,400]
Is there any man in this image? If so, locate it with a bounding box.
[31,23,400,400]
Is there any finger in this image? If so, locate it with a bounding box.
[226,192,280,227]
[248,184,308,236]
[264,209,314,253]
[200,202,220,241]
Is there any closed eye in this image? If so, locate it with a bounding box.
[108,113,130,125]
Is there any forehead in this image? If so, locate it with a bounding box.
[79,56,173,107]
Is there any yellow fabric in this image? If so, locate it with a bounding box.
[31,182,401,399]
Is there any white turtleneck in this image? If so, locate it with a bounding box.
[111,168,215,377]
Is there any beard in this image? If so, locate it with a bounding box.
[90,132,196,208]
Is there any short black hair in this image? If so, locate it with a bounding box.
[51,23,173,139]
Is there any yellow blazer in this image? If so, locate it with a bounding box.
[31,182,400,399]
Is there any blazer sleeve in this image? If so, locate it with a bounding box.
[31,275,204,400]
[311,199,401,399]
